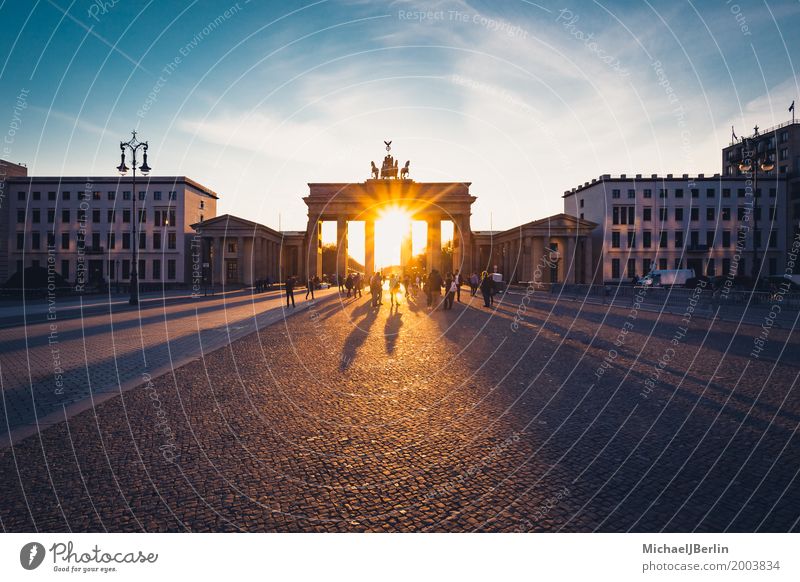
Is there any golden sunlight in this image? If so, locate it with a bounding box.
[375,206,412,269]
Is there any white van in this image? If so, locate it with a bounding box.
[637,269,695,287]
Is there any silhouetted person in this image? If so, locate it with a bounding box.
[480,271,494,307]
[305,276,315,300]
[354,273,363,298]
[286,276,296,308]
[444,272,455,310]
[428,269,443,310]
[454,269,462,302]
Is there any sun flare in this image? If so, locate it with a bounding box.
[375,206,412,269]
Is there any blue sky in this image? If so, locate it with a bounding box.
[1,0,799,232]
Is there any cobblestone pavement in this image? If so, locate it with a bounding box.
[0,286,797,532]
[0,287,335,439]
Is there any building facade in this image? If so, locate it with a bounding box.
[2,169,218,287]
[563,174,788,283]
[0,160,29,283]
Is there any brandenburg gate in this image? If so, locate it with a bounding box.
[303,143,476,278]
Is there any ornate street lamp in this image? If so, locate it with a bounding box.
[116,130,151,305]
[738,131,774,283]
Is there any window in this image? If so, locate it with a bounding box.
[706,231,715,248]
[659,188,667,198]
[722,207,731,220]
[643,231,652,248]
[61,260,69,280]
[707,259,716,277]
[738,207,747,220]
[627,232,636,248]
[168,232,176,249]
[675,207,684,221]
[92,232,100,249]
[153,232,161,250]
[643,207,652,221]
[612,206,635,225]
[77,209,86,222]
[690,231,699,247]
[152,259,161,280]
[675,188,683,198]
[627,258,636,277]
[627,189,635,199]
[675,231,684,248]
[92,191,101,200]
[659,208,667,221]
[32,191,41,200]
[227,240,238,253]
[769,257,777,275]
[611,232,621,248]
[78,191,86,201]
[706,208,715,221]
[92,209,101,223]
[17,209,25,223]
[579,199,584,208]
[706,188,715,198]
[139,259,146,279]
[643,258,652,274]
[691,188,699,198]
[169,210,176,226]
[691,208,699,221]
[48,191,56,201]
[122,233,131,249]
[612,189,620,199]
[107,232,115,249]
[769,230,778,248]
[107,210,115,222]
[611,258,621,279]
[123,191,131,200]
[31,232,40,249]
[123,209,131,223]
[16,233,24,250]
[138,209,146,223]
[138,191,146,200]
[122,260,130,280]
[108,191,116,200]
[168,259,176,280]
[780,148,789,161]
[62,191,71,200]
[139,232,146,250]
[769,188,776,198]
[47,209,55,223]
[61,233,69,250]
[32,209,40,223]
[659,258,668,270]
[17,191,25,200]
[62,209,70,222]
[722,188,731,198]
[153,191,162,200]
[722,258,731,276]
[768,206,777,220]
[722,231,731,247]
[659,231,668,248]
[643,189,652,198]
[169,191,177,200]
[737,188,746,198]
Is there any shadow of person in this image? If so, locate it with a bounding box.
[339,305,379,371]
[384,308,403,355]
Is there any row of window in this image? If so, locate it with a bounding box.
[610,229,779,250]
[17,208,180,225]
[17,190,180,201]
[609,257,780,279]
[725,132,790,161]
[599,186,778,202]
[16,231,178,251]
[16,259,177,281]
[611,205,777,224]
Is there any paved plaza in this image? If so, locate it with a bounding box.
[0,286,798,532]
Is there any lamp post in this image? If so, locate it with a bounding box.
[738,133,774,283]
[116,130,151,305]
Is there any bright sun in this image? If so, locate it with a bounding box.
[375,206,412,269]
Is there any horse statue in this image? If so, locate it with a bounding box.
[370,161,379,179]
[400,160,410,179]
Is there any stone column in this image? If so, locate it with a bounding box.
[364,219,375,276]
[521,236,531,281]
[237,236,245,284]
[566,235,577,283]
[427,217,441,273]
[215,236,225,286]
[583,237,594,284]
[532,236,545,286]
[452,217,461,273]
[460,214,472,275]
[337,217,348,279]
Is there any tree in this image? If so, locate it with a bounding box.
[321,244,364,276]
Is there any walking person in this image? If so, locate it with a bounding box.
[345,273,353,298]
[470,272,479,297]
[305,276,315,300]
[285,275,296,308]
[371,272,382,307]
[480,271,493,307]
[454,269,462,302]
[354,273,363,298]
[428,269,443,310]
[403,274,411,298]
[390,274,401,307]
[444,272,455,310]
